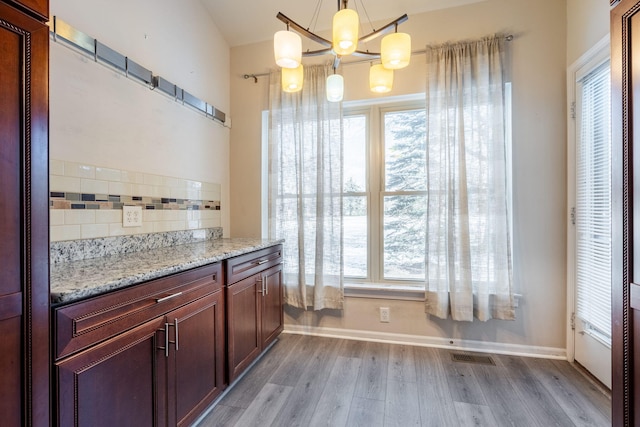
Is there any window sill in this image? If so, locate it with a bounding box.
[344,283,425,301]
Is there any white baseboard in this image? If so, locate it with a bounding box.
[283,325,567,360]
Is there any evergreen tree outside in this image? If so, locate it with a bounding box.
[383,109,427,279]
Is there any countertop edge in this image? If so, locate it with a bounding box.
[51,238,284,305]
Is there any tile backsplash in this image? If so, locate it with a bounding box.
[50,159,222,242]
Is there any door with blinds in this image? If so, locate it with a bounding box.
[570,42,611,389]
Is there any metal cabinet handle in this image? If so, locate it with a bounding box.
[265,275,268,296]
[157,323,170,358]
[174,318,179,351]
[256,276,264,294]
[254,259,269,265]
[156,292,183,303]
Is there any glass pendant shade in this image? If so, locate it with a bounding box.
[381,32,411,69]
[326,74,344,102]
[274,30,302,68]
[332,9,359,56]
[369,64,393,93]
[282,64,304,93]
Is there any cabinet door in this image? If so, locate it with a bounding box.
[227,275,261,382]
[56,316,167,427]
[261,264,284,349]
[167,291,226,427]
[0,4,49,426]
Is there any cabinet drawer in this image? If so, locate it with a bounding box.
[225,244,282,285]
[54,262,222,360]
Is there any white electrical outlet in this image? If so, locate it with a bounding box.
[122,205,143,227]
[380,307,390,323]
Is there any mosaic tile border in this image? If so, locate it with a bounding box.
[50,227,223,264]
[49,191,221,211]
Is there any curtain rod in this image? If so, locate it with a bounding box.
[244,34,513,83]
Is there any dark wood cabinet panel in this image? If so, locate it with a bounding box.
[226,274,261,382]
[226,245,283,383]
[56,316,167,427]
[0,2,49,426]
[4,0,47,20]
[261,264,284,349]
[0,317,23,427]
[170,291,226,427]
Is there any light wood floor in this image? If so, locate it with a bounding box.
[196,333,611,426]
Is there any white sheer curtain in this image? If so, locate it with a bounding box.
[268,64,344,311]
[425,36,515,322]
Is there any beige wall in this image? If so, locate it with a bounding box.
[567,0,610,65]
[229,0,572,353]
[50,0,231,236]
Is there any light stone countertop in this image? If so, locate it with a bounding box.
[50,238,283,305]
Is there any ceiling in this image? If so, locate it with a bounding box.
[201,0,486,47]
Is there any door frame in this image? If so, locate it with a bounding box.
[611,0,637,423]
[566,35,611,364]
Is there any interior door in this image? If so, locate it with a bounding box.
[612,0,640,424]
[571,45,612,389]
[0,4,49,426]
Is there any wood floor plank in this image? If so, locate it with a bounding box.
[523,357,610,426]
[270,337,342,426]
[195,404,244,427]
[233,383,293,426]
[346,397,385,427]
[354,341,389,401]
[414,345,446,379]
[416,377,459,427]
[453,401,500,427]
[438,350,488,406]
[308,356,362,427]
[550,359,611,418]
[269,334,325,386]
[470,362,537,427]
[497,354,576,426]
[384,379,421,426]
[388,344,418,383]
[337,337,367,358]
[220,333,301,408]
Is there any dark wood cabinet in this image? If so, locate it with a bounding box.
[170,291,225,427]
[54,263,225,427]
[0,1,49,426]
[226,245,283,382]
[5,0,47,20]
[612,1,640,424]
[56,316,168,427]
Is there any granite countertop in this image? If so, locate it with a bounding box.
[50,238,283,305]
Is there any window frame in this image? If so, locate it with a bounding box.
[343,96,428,289]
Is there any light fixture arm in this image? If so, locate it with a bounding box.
[276,12,409,63]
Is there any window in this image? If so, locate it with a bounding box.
[575,59,612,344]
[343,98,428,287]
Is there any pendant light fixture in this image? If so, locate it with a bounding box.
[332,7,359,56]
[369,64,393,93]
[282,64,304,93]
[326,70,344,102]
[273,1,410,100]
[381,29,411,69]
[274,29,302,69]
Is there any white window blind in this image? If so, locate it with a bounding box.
[575,60,612,342]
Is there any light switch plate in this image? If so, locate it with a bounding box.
[122,205,143,227]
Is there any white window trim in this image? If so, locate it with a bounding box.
[566,35,611,362]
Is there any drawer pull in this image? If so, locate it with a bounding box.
[156,292,183,303]
[254,259,269,265]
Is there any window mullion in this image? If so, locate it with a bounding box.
[369,105,382,283]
